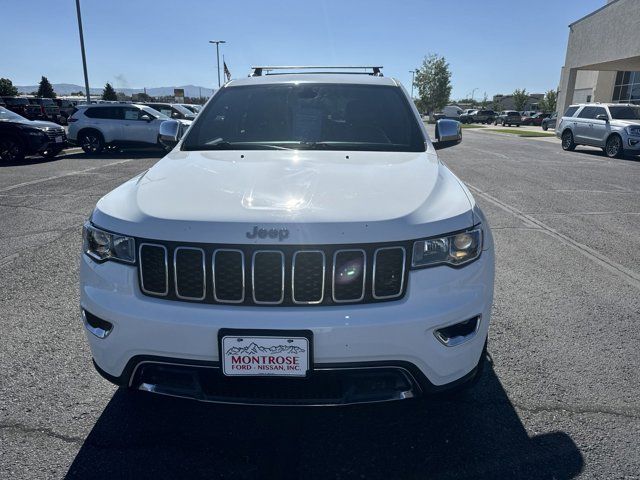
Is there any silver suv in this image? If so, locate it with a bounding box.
[68,103,192,154]
[557,103,640,158]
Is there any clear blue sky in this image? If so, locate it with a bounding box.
[1,0,605,99]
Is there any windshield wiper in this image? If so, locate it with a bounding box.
[198,141,292,150]
[296,141,332,149]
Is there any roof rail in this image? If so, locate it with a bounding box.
[250,65,383,77]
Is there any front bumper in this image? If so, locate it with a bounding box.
[80,245,494,403]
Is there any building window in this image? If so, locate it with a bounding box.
[613,71,640,104]
[586,95,592,103]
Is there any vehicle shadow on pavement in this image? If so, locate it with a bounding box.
[65,359,583,480]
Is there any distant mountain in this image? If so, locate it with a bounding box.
[225,342,306,356]
[15,83,214,98]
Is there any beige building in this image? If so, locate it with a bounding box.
[557,0,640,114]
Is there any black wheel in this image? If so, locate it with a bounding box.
[605,134,623,158]
[80,130,104,154]
[42,147,63,159]
[502,120,506,126]
[542,123,548,131]
[561,130,576,151]
[0,136,26,163]
[516,124,520,127]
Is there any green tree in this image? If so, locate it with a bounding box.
[0,78,18,96]
[102,82,117,101]
[413,54,452,113]
[36,76,56,98]
[512,88,528,111]
[539,89,557,112]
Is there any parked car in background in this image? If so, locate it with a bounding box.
[67,103,192,154]
[180,104,202,115]
[55,99,78,123]
[145,103,196,121]
[541,112,557,131]
[28,98,62,123]
[1,96,43,120]
[494,110,522,127]
[459,109,477,124]
[522,112,550,126]
[557,103,640,158]
[0,106,66,162]
[442,105,463,119]
[472,110,496,124]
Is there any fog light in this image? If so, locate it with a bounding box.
[434,316,480,347]
[82,309,113,339]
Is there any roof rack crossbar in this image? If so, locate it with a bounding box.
[250,66,383,77]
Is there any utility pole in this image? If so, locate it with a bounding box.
[471,88,478,102]
[75,0,91,102]
[209,40,226,88]
[409,70,416,99]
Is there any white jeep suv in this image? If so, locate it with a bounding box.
[68,103,192,154]
[80,67,494,405]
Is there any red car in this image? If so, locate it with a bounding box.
[521,112,550,126]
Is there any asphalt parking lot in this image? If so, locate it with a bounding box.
[1,131,639,479]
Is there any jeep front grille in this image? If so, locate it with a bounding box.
[137,241,409,306]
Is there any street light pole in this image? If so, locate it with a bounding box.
[75,0,91,102]
[209,40,226,88]
[409,70,416,99]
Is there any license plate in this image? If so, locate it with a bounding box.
[219,329,311,377]
[55,136,63,143]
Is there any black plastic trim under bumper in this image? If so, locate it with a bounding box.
[92,340,486,405]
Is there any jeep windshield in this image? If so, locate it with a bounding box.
[182,84,426,152]
[609,106,640,120]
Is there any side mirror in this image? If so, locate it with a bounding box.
[595,114,609,121]
[140,114,152,122]
[433,119,462,150]
[158,120,182,149]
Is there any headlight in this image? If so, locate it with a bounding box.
[627,126,640,136]
[82,222,135,263]
[412,228,482,268]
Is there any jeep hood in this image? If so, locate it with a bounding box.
[93,149,476,244]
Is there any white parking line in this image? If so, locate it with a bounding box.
[0,159,134,193]
[468,184,640,290]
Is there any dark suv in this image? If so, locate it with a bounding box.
[28,98,62,123]
[472,110,496,124]
[0,106,67,162]
[54,98,78,123]
[1,96,43,120]
[494,110,522,127]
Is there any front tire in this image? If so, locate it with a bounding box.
[605,134,624,158]
[80,131,104,154]
[561,130,576,151]
[542,123,548,131]
[0,136,26,163]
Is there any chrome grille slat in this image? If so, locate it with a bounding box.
[372,247,406,300]
[292,250,325,304]
[139,243,168,296]
[332,249,366,303]
[213,249,245,303]
[251,250,285,304]
[173,247,206,300]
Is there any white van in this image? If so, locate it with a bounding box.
[442,105,463,119]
